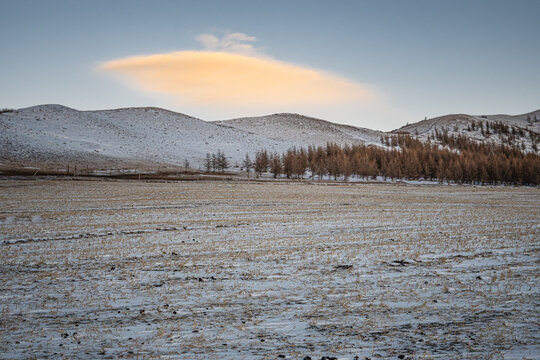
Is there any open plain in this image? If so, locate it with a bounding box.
[0,179,539,359]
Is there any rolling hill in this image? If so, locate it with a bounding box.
[0,105,299,170]
[1,105,538,173]
[394,111,539,152]
[215,113,383,147]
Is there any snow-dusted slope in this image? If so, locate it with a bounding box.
[215,113,384,147]
[483,110,540,130]
[0,105,297,169]
[1,105,538,171]
[393,110,540,152]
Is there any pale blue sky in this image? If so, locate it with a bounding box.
[1,0,539,130]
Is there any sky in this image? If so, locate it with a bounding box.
[1,0,539,131]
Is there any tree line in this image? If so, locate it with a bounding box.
[246,134,540,185]
[203,150,230,173]
[387,121,539,151]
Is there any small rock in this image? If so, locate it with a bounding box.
[389,259,410,266]
[398,355,405,359]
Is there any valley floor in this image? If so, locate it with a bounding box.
[0,180,539,359]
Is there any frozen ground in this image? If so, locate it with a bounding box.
[0,180,539,359]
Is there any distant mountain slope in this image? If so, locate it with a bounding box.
[394,110,539,152]
[215,113,384,147]
[0,105,297,169]
[1,105,538,172]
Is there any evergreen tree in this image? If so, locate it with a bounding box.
[216,150,230,172]
[183,159,191,170]
[203,153,212,173]
[242,153,252,178]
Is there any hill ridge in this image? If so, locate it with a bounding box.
[1,104,538,171]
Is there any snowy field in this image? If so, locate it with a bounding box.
[0,180,539,359]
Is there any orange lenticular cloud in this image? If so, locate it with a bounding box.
[100,51,375,107]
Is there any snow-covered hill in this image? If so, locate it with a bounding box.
[215,113,384,147]
[1,105,538,172]
[0,105,299,170]
[394,110,540,152]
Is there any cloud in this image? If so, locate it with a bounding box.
[100,48,375,108]
[196,32,258,55]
